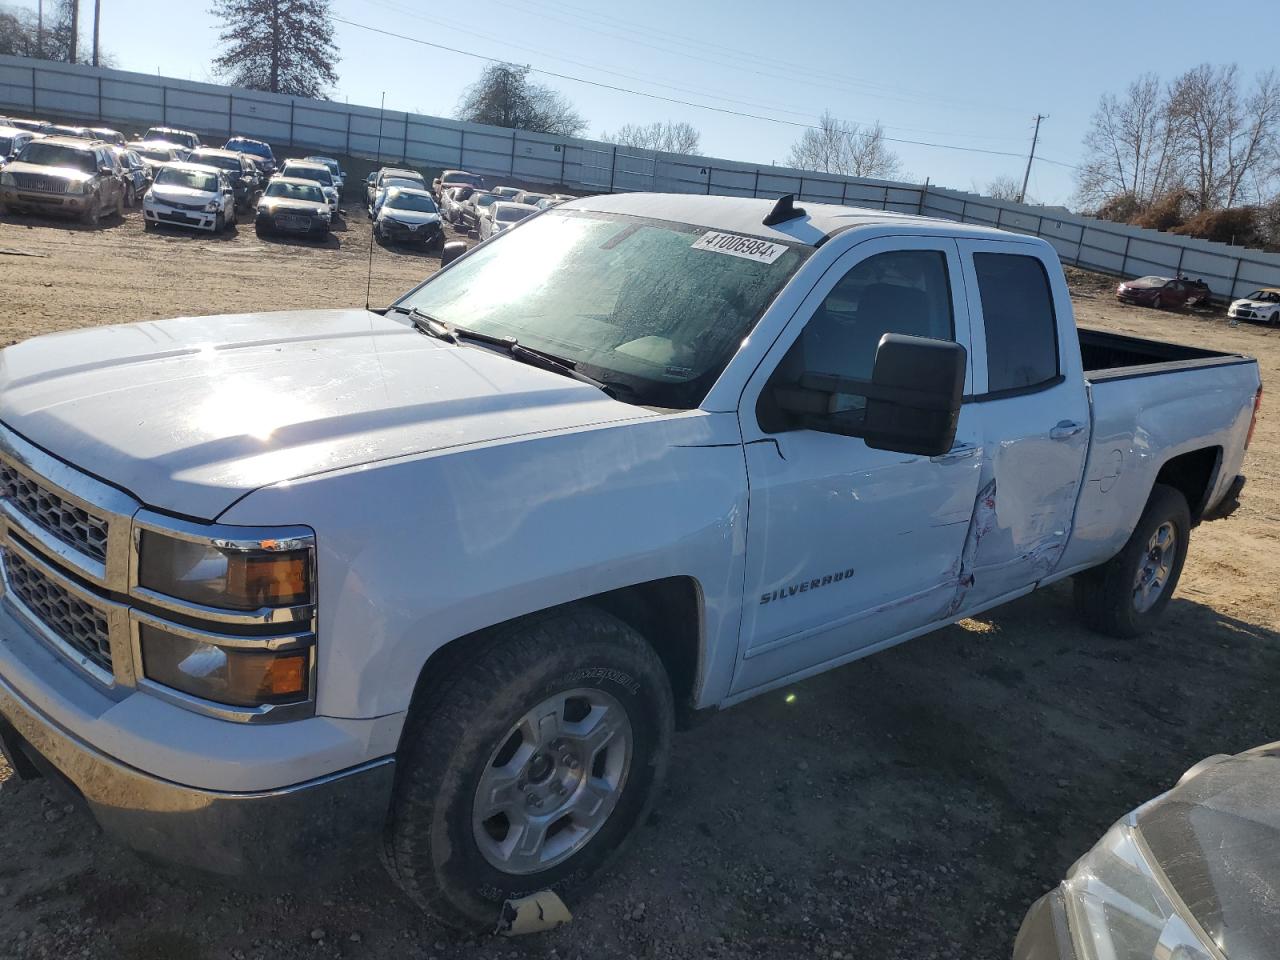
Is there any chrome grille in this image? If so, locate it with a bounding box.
[11,173,71,194]
[0,460,110,562]
[3,549,112,672]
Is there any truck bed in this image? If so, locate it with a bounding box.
[1079,328,1254,381]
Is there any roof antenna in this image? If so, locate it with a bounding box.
[763,193,805,227]
[364,90,386,312]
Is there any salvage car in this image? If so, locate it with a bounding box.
[0,193,1260,931]
[224,136,276,177]
[142,161,237,232]
[1227,287,1280,326]
[1116,275,1211,309]
[513,190,551,207]
[142,125,201,155]
[489,185,521,200]
[1013,742,1280,960]
[368,166,426,211]
[279,159,339,215]
[0,117,52,133]
[305,155,345,195]
[0,126,37,167]
[461,189,501,229]
[478,199,536,239]
[254,176,331,239]
[374,186,443,247]
[441,184,480,224]
[127,140,183,176]
[0,135,125,224]
[89,127,126,146]
[432,168,484,200]
[108,145,152,207]
[188,147,261,212]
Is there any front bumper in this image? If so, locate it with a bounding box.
[0,671,394,876]
[379,218,441,242]
[1013,888,1077,960]
[1,187,89,212]
[144,200,218,231]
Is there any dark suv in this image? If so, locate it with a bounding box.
[188,147,262,211]
[0,136,126,224]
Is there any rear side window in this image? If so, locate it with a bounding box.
[973,253,1059,393]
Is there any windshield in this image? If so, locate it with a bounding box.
[265,181,324,202]
[17,142,96,173]
[495,206,531,223]
[445,174,480,186]
[134,147,172,162]
[387,193,438,213]
[155,168,219,191]
[1132,276,1167,287]
[521,195,549,205]
[1245,290,1280,302]
[191,152,239,171]
[396,211,808,408]
[285,164,331,185]
[147,128,195,148]
[227,138,271,159]
[0,136,13,155]
[474,194,498,207]
[311,158,340,175]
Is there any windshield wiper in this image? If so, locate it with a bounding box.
[394,306,615,396]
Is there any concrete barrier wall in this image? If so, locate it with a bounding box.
[4,54,1279,299]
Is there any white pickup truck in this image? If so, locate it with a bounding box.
[0,193,1261,928]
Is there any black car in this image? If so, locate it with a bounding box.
[108,145,152,207]
[224,136,276,177]
[187,148,261,212]
[254,177,332,239]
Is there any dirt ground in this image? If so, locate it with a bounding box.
[0,208,1278,960]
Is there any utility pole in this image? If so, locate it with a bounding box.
[1018,114,1046,204]
[68,0,79,63]
[92,0,101,67]
[36,0,43,56]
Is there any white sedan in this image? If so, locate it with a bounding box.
[142,162,237,232]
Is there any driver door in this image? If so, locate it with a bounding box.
[732,236,982,696]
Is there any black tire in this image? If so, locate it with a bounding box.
[1151,294,1163,310]
[383,606,674,929]
[113,191,125,220]
[214,212,226,233]
[1073,483,1191,638]
[143,219,156,232]
[125,184,136,209]
[80,195,100,226]
[254,222,269,238]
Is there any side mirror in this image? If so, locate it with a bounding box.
[771,334,965,457]
[440,240,467,266]
[99,165,113,175]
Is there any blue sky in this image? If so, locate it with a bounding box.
[26,0,1275,205]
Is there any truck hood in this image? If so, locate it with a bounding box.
[0,309,649,519]
[4,160,92,184]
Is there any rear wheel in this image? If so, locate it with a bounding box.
[80,195,100,226]
[382,606,674,929]
[1073,483,1191,637]
[1151,294,1163,309]
[113,190,125,220]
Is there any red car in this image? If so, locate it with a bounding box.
[1116,275,1212,309]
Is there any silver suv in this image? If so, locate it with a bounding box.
[0,136,126,225]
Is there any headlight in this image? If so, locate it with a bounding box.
[1062,814,1218,960]
[64,179,86,195]
[204,200,220,212]
[317,208,331,219]
[137,529,313,611]
[139,623,309,707]
[0,171,15,186]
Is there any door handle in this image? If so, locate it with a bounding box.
[1050,420,1085,440]
[931,442,980,463]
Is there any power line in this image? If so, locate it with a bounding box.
[330,15,1078,169]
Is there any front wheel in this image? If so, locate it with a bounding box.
[383,606,674,929]
[1073,483,1191,637]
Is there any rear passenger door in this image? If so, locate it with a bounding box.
[952,240,1091,611]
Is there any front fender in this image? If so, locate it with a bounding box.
[220,410,749,719]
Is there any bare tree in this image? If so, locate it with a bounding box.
[456,63,586,137]
[1077,73,1182,209]
[984,176,1026,202]
[600,120,701,154]
[1166,64,1280,210]
[0,1,92,62]
[786,111,902,180]
[210,0,339,98]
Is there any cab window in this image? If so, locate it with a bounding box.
[762,249,955,436]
